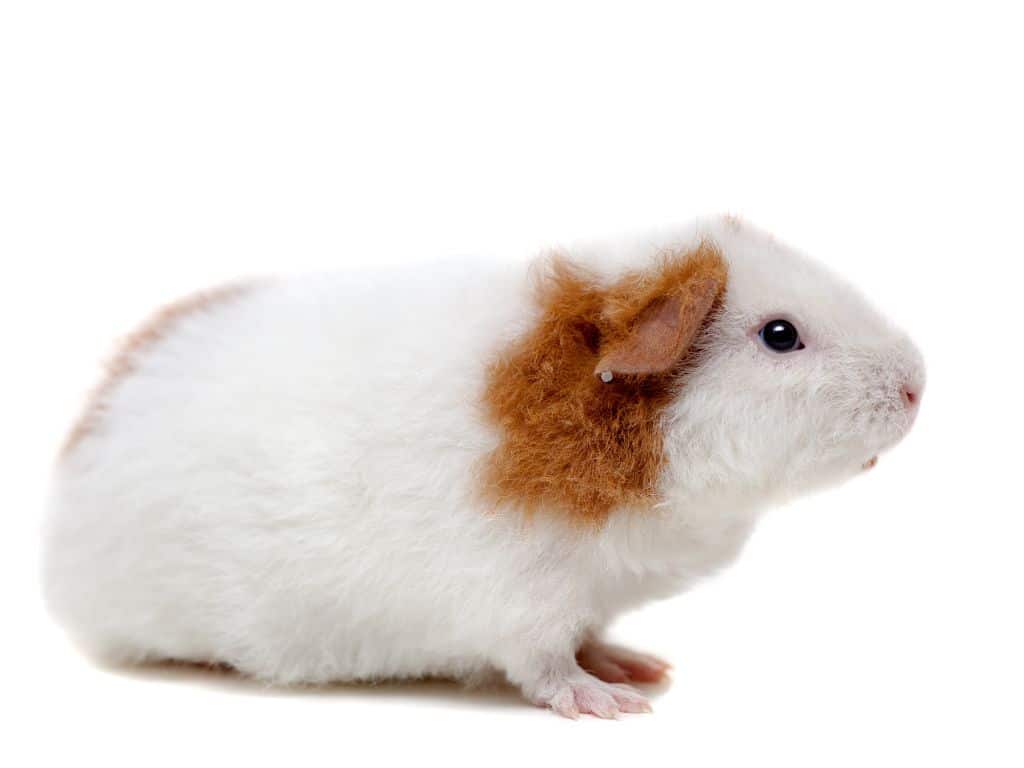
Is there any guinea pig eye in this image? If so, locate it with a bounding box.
[759,319,805,353]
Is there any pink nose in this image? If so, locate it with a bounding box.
[901,385,919,408]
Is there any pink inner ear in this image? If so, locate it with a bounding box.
[595,277,720,377]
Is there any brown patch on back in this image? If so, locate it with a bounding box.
[61,282,256,458]
[481,242,727,524]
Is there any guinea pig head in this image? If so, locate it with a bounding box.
[661,221,925,505]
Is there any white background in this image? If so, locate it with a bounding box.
[2,1,1021,766]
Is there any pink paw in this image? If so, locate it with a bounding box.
[538,673,653,719]
[576,641,672,684]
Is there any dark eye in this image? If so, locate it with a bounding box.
[759,319,804,352]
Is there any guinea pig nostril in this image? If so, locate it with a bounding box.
[901,385,918,407]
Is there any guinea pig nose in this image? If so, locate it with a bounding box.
[900,384,919,408]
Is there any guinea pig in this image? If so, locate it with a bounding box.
[43,216,924,718]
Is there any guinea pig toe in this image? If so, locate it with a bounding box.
[862,456,879,471]
[606,683,655,714]
[545,685,582,719]
[571,683,622,719]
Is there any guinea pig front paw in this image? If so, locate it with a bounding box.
[532,671,653,719]
[576,640,672,684]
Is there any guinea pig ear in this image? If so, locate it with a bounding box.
[594,274,721,378]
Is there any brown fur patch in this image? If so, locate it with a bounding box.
[481,242,727,524]
[61,283,255,458]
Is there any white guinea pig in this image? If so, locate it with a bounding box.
[43,216,924,718]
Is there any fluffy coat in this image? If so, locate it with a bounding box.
[43,217,924,717]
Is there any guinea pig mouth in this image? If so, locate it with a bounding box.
[862,456,879,471]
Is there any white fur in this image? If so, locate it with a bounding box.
[42,217,924,712]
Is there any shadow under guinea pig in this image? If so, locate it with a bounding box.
[98,658,673,713]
